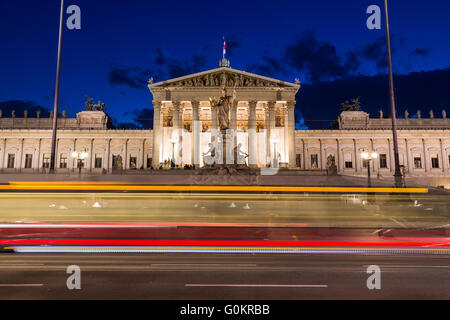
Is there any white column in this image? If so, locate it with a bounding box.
[123,139,128,170]
[17,139,24,171]
[286,101,296,168]
[405,139,412,174]
[423,139,429,172]
[440,139,447,172]
[336,139,341,173]
[191,101,200,165]
[319,139,325,170]
[105,139,111,172]
[0,139,6,170]
[353,139,359,173]
[88,139,94,172]
[248,100,257,167]
[388,138,394,172]
[152,101,162,168]
[302,139,306,170]
[141,139,146,169]
[172,101,181,165]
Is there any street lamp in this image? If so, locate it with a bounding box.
[384,0,403,187]
[169,136,177,168]
[50,0,65,173]
[270,137,279,168]
[361,150,378,188]
[71,150,89,174]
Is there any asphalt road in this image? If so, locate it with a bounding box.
[0,193,449,228]
[0,253,449,300]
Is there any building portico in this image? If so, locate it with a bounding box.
[148,65,300,168]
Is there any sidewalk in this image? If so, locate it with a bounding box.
[0,171,447,188]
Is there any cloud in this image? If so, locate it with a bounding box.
[132,108,154,129]
[247,55,285,77]
[355,35,406,71]
[108,65,153,89]
[0,100,50,117]
[154,48,207,79]
[410,48,430,56]
[283,31,359,83]
[296,68,450,129]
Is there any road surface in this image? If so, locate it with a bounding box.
[0,253,448,300]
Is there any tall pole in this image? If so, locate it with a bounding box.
[384,0,403,187]
[50,0,65,173]
[367,160,371,188]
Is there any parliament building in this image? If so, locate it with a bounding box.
[1,61,449,179]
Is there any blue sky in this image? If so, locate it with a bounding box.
[1,0,449,127]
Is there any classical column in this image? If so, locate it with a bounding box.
[302,139,307,170]
[286,101,296,168]
[248,100,257,167]
[191,101,200,165]
[405,138,412,174]
[172,101,181,165]
[269,103,276,164]
[123,139,128,170]
[105,139,111,172]
[211,103,218,130]
[422,139,429,172]
[141,139,146,169]
[336,139,341,173]
[230,100,238,131]
[0,139,6,170]
[264,104,270,165]
[17,139,24,171]
[370,139,377,172]
[388,138,394,173]
[152,101,162,168]
[440,139,447,173]
[88,139,94,172]
[353,139,359,173]
[319,139,325,170]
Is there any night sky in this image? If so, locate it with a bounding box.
[1,0,450,129]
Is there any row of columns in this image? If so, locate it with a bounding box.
[0,138,149,171]
[300,138,449,174]
[151,100,297,168]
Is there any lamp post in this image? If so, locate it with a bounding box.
[169,137,177,169]
[71,151,89,175]
[50,0,65,173]
[361,150,378,188]
[271,137,279,168]
[384,0,403,187]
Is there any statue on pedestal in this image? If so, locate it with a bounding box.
[210,85,232,131]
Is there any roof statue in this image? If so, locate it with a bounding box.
[85,96,106,111]
[340,97,362,112]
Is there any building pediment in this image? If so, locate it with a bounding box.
[148,67,300,90]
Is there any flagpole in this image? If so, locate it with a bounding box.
[384,0,403,187]
[50,0,65,173]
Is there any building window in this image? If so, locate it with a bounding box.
[414,157,422,169]
[43,155,50,169]
[60,155,68,169]
[7,154,15,169]
[129,156,137,169]
[310,154,318,169]
[296,154,301,168]
[95,155,102,169]
[25,154,33,169]
[344,153,352,169]
[431,157,439,169]
[379,154,387,169]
